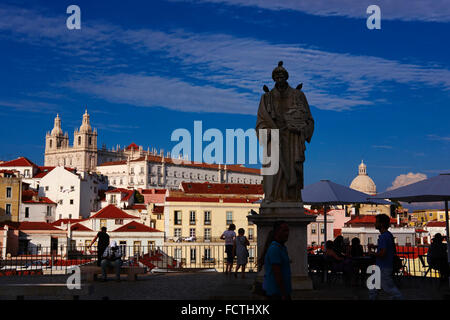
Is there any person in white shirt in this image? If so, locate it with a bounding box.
[220,224,236,274]
[101,240,123,282]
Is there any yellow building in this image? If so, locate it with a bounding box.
[155,182,263,268]
[412,209,447,226]
[0,170,22,222]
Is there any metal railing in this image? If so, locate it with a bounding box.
[307,244,445,279]
[1,243,444,279]
[0,243,258,276]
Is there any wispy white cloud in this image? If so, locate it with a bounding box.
[0,99,58,113]
[1,4,450,114]
[386,172,427,191]
[64,74,257,114]
[177,0,450,22]
[427,134,450,142]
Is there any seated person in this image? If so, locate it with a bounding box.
[324,241,352,277]
[350,237,364,258]
[427,234,449,280]
[101,241,123,282]
[350,237,366,276]
[333,235,350,258]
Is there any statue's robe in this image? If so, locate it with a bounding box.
[255,84,314,202]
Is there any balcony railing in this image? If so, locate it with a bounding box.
[0,244,442,278]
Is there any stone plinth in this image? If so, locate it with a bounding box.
[248,201,316,291]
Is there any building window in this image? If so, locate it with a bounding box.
[248,228,254,240]
[60,186,64,192]
[6,187,12,198]
[88,137,92,145]
[45,186,49,191]
[6,204,11,215]
[100,219,107,228]
[174,248,182,260]
[311,224,317,234]
[69,214,72,219]
[147,241,155,253]
[157,214,162,220]
[58,200,63,205]
[71,186,75,191]
[190,228,196,238]
[174,228,182,238]
[115,219,123,225]
[130,167,134,174]
[120,241,127,256]
[174,210,182,225]
[204,248,211,260]
[78,136,81,145]
[25,207,30,218]
[133,241,141,256]
[190,248,196,262]
[226,211,233,225]
[189,211,196,225]
[368,237,373,244]
[204,211,211,225]
[70,199,74,205]
[320,224,324,234]
[204,228,211,241]
[46,206,51,216]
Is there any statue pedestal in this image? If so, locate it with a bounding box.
[248,202,316,293]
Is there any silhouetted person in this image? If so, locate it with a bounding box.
[333,235,349,258]
[233,228,250,278]
[350,237,364,258]
[368,214,403,300]
[220,224,236,274]
[89,227,110,266]
[427,233,449,283]
[101,241,122,282]
[263,221,291,300]
[324,240,352,283]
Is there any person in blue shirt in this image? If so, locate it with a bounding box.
[262,221,291,300]
[368,214,403,300]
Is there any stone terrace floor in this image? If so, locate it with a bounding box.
[0,272,449,300]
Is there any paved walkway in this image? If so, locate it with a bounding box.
[0,272,448,300]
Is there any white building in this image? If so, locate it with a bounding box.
[101,188,135,209]
[66,205,165,257]
[38,166,108,220]
[20,189,57,223]
[341,215,416,246]
[97,155,262,190]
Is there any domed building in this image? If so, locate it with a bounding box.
[350,161,376,195]
[349,161,391,216]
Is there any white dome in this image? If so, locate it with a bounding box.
[349,160,377,195]
[51,114,63,136]
[350,175,376,194]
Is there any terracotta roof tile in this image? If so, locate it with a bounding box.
[90,205,138,219]
[70,223,93,231]
[426,221,446,227]
[0,157,38,168]
[17,222,62,231]
[181,182,263,195]
[113,220,161,233]
[125,143,140,151]
[98,155,261,174]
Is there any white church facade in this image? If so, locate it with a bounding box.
[44,112,262,190]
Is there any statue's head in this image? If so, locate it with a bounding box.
[272,61,289,84]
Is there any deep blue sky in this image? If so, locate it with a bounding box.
[0,0,449,202]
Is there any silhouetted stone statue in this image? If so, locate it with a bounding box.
[256,61,314,203]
